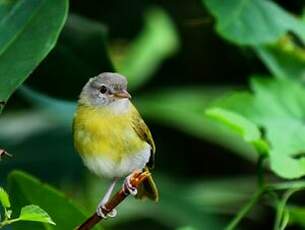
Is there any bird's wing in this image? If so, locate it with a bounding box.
[131,105,156,169]
[130,105,158,201]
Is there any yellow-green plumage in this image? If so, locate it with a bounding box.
[74,104,147,160]
[73,100,158,201]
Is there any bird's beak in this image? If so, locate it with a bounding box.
[114,90,132,99]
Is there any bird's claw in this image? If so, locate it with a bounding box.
[123,174,138,196]
[96,205,117,218]
[123,170,151,196]
[0,149,12,160]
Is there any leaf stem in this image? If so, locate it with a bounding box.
[225,188,263,230]
[0,218,21,228]
[273,188,299,230]
[267,181,305,191]
[257,155,266,188]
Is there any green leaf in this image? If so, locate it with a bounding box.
[0,0,68,112]
[0,186,10,209]
[18,205,55,225]
[206,107,260,143]
[203,0,305,45]
[112,7,179,90]
[256,36,305,81]
[206,107,269,155]
[8,170,101,230]
[209,76,305,179]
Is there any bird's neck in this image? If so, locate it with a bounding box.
[107,99,130,114]
[78,99,131,116]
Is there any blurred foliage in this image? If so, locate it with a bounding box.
[111,7,180,90]
[2,0,305,230]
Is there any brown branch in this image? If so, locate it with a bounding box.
[75,170,150,230]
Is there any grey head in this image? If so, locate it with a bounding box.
[79,72,131,107]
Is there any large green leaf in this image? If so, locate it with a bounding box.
[8,170,101,230]
[203,0,305,45]
[209,77,305,179]
[0,0,68,112]
[256,36,305,81]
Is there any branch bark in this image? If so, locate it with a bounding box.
[75,170,150,230]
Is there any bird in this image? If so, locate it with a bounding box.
[73,72,158,218]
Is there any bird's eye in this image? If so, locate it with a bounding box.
[99,85,108,94]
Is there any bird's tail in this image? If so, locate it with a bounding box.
[136,167,159,202]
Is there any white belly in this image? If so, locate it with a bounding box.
[82,144,151,178]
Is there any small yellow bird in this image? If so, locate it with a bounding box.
[73,72,158,217]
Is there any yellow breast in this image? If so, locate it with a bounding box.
[73,102,146,162]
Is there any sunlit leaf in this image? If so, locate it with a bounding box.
[206,108,260,142]
[18,205,55,225]
[206,107,269,155]
[0,186,10,209]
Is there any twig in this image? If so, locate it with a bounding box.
[225,188,264,230]
[75,170,150,230]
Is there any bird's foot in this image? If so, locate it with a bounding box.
[123,169,150,196]
[96,204,117,218]
[123,173,139,196]
[0,149,12,160]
